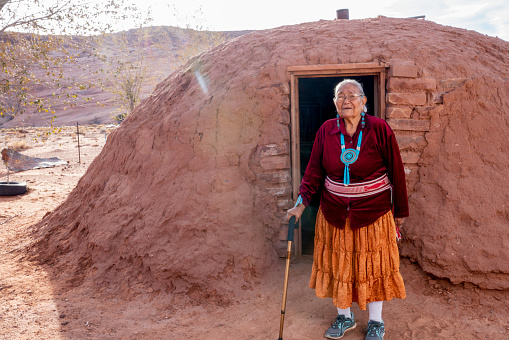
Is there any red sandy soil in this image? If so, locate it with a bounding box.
[1,126,508,339]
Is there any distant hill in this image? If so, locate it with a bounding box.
[0,26,251,128]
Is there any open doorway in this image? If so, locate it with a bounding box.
[288,63,388,255]
[298,76,376,254]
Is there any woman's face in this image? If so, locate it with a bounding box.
[334,83,367,122]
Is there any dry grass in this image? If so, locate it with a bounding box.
[7,140,30,151]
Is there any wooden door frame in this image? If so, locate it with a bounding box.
[287,62,389,255]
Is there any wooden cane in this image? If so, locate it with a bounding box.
[278,216,298,340]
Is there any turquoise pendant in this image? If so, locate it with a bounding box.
[340,149,359,164]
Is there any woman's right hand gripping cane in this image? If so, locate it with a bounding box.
[286,203,305,223]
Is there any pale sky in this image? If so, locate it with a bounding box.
[137,0,508,41]
[5,0,507,41]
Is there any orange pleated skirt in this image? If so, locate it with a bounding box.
[309,209,406,310]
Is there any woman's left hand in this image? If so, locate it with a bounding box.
[394,217,406,228]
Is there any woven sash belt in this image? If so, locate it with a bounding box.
[324,174,392,198]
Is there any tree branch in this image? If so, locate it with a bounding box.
[0,0,72,33]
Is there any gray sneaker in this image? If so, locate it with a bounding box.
[365,320,385,340]
[325,312,356,339]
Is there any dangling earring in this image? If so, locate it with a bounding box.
[361,106,367,128]
[336,112,340,130]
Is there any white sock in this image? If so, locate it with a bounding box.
[367,301,383,323]
[336,307,351,318]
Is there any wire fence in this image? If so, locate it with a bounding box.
[0,124,118,179]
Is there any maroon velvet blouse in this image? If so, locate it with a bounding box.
[298,115,409,229]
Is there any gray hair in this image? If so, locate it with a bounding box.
[333,79,365,100]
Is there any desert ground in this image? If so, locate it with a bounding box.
[1,126,509,339]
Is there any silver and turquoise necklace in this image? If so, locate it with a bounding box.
[337,112,365,186]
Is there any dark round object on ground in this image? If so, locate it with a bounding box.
[0,181,27,196]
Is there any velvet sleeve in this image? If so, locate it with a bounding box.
[298,124,326,207]
[379,124,409,218]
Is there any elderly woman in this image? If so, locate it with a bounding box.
[287,79,408,340]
